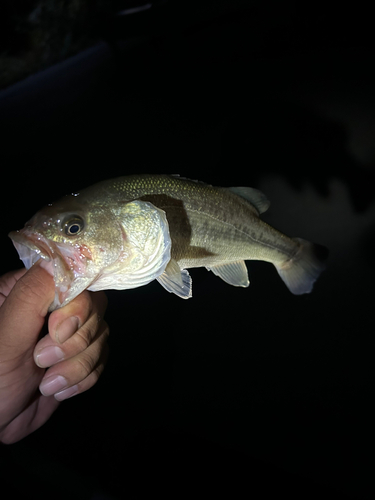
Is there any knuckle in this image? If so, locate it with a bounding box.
[74,325,92,350]
[80,291,94,316]
[76,352,96,376]
[101,321,110,339]
[77,364,103,393]
[93,360,106,383]
[62,290,93,325]
[91,365,102,385]
[66,315,109,356]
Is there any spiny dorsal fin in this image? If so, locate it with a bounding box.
[227,186,270,214]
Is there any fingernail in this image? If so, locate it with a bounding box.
[40,375,67,397]
[54,385,79,401]
[56,316,79,343]
[36,346,64,367]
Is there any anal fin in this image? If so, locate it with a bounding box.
[157,259,192,299]
[206,261,249,287]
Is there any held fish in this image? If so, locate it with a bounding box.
[9,174,327,310]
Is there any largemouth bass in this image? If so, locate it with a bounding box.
[9,174,326,310]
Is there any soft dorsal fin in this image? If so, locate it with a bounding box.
[206,261,249,287]
[227,186,270,214]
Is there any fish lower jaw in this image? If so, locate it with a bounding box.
[12,242,50,270]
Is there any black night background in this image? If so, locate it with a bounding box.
[1,2,374,498]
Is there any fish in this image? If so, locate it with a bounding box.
[9,174,327,310]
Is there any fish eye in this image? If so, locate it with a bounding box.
[63,216,85,236]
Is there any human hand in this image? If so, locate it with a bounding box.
[0,263,109,444]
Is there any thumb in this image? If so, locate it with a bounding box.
[0,262,55,358]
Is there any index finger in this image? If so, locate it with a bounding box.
[48,290,108,345]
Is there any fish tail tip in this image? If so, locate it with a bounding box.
[276,238,328,295]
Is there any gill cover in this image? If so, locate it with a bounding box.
[88,200,171,291]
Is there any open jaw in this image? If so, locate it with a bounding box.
[8,230,93,310]
[9,230,53,269]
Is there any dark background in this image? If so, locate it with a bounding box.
[1,2,375,498]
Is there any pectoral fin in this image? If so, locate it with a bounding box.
[206,261,249,287]
[157,259,192,299]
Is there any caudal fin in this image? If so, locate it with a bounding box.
[275,238,328,294]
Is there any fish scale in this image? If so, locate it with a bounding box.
[81,174,295,266]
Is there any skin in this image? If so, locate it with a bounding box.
[0,262,109,444]
[79,174,298,268]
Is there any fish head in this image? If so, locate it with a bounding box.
[9,195,171,310]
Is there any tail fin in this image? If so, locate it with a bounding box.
[275,238,328,295]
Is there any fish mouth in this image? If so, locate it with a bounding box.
[9,230,54,269]
[9,229,91,310]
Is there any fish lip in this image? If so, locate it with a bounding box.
[8,229,55,272]
[9,229,54,261]
[9,228,91,310]
[8,229,89,275]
